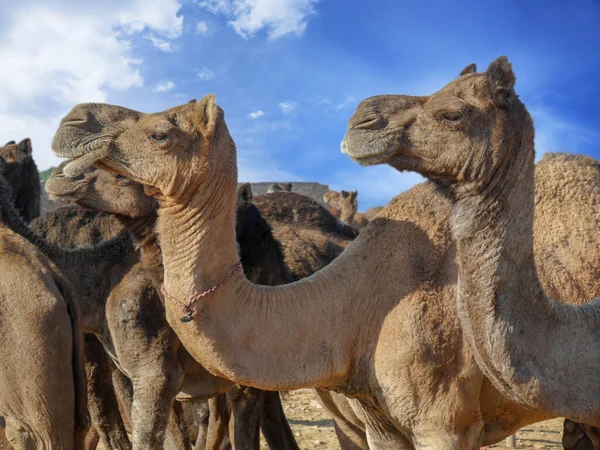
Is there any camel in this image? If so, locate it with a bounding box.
[49,165,364,449]
[342,56,600,428]
[266,183,292,193]
[51,94,600,449]
[43,164,300,450]
[323,190,382,229]
[0,139,40,223]
[0,174,88,449]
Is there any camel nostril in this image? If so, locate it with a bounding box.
[350,115,386,131]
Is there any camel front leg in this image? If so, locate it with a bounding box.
[259,390,299,450]
[226,385,261,450]
[164,400,193,450]
[84,335,131,450]
[129,367,185,450]
[205,394,231,450]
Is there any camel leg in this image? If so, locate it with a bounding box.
[128,368,184,450]
[111,369,133,431]
[193,403,211,450]
[84,335,131,450]
[259,390,299,450]
[84,427,100,450]
[205,395,231,450]
[226,385,261,450]
[563,420,600,450]
[164,400,193,450]
[313,390,367,450]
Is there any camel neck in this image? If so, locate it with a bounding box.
[450,134,600,421]
[155,175,362,390]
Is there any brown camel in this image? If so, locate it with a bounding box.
[0,174,88,450]
[51,94,600,449]
[0,139,40,223]
[342,56,600,427]
[49,168,361,450]
[266,182,292,193]
[322,189,361,226]
[44,164,300,450]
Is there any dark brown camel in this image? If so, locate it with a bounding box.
[0,139,40,223]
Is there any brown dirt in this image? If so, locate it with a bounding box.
[92,389,564,449]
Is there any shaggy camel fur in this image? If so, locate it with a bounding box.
[0,139,40,223]
[0,176,88,450]
[51,94,600,449]
[45,166,299,450]
[342,56,600,428]
[32,206,122,247]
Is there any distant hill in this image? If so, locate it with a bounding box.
[39,167,56,182]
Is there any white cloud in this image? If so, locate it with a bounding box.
[144,34,173,52]
[196,20,210,35]
[0,0,183,170]
[154,81,175,92]
[278,101,297,113]
[197,66,216,80]
[336,94,357,111]
[248,110,265,119]
[199,0,318,39]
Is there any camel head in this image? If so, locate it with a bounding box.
[46,161,157,218]
[51,94,237,203]
[323,189,358,224]
[0,138,33,183]
[341,56,534,196]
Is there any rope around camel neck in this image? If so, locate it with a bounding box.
[160,261,242,323]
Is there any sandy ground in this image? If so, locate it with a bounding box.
[270,389,564,449]
[81,389,565,449]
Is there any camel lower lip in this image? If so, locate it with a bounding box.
[62,147,109,177]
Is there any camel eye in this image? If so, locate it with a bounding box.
[150,132,168,142]
[440,111,464,123]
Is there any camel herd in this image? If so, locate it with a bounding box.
[0,55,598,450]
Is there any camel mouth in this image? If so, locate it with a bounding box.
[62,150,106,178]
[45,163,89,203]
[341,137,397,167]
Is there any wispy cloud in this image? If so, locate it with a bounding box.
[248,110,265,119]
[278,101,297,113]
[153,80,175,92]
[144,34,173,52]
[198,0,318,39]
[196,20,209,35]
[529,104,599,160]
[197,66,215,80]
[336,94,356,111]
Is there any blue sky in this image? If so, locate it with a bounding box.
[1,0,598,210]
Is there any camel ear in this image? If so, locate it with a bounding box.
[195,94,218,138]
[486,56,516,107]
[17,138,32,157]
[4,141,15,146]
[460,63,477,76]
[237,183,253,202]
[341,190,349,198]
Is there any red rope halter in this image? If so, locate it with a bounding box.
[160,261,243,322]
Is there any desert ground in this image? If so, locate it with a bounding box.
[261,389,564,449]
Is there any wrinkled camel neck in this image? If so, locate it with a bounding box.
[157,176,360,391]
[451,137,600,423]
